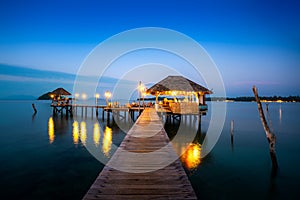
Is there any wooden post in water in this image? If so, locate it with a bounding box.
[230,120,234,148]
[32,103,37,113]
[102,109,105,120]
[252,86,278,170]
[197,115,202,134]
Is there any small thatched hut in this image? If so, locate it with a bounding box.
[147,76,212,113]
[49,88,72,105]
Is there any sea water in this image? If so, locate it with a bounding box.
[0,101,299,199]
[186,102,300,199]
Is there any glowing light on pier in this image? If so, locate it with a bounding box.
[181,143,201,169]
[95,93,100,98]
[104,91,112,106]
[93,122,101,147]
[72,121,79,145]
[104,91,111,99]
[138,82,146,93]
[81,93,87,100]
[102,126,112,157]
[80,121,87,146]
[48,117,55,144]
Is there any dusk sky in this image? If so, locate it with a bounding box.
[0,0,300,97]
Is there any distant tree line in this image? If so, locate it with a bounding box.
[206,96,300,102]
[140,96,300,102]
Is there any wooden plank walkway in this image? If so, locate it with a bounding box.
[83,108,197,200]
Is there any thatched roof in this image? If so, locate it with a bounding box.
[51,88,71,96]
[147,76,212,95]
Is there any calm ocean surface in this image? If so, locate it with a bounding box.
[0,100,299,199]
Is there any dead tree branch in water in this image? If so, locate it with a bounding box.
[252,86,278,171]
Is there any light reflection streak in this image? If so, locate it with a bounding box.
[93,122,101,147]
[102,126,112,157]
[279,105,282,124]
[73,121,79,145]
[48,117,55,144]
[80,121,87,146]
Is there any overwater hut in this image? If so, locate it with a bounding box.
[147,76,212,114]
[49,87,72,105]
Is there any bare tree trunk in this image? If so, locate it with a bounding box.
[252,86,278,170]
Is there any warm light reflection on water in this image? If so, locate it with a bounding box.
[102,126,112,157]
[80,121,87,146]
[279,105,282,124]
[48,117,55,144]
[73,121,79,145]
[181,143,201,169]
[93,122,101,147]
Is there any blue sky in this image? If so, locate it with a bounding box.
[0,0,299,97]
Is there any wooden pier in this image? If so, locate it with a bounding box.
[51,104,145,120]
[83,108,197,200]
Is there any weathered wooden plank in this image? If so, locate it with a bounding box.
[85,194,196,200]
[83,108,197,200]
[85,188,195,195]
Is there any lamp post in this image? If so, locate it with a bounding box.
[138,81,141,111]
[50,94,55,104]
[74,93,79,105]
[138,81,145,111]
[95,93,100,106]
[104,91,111,107]
[142,91,146,108]
[81,93,87,117]
[95,93,100,116]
